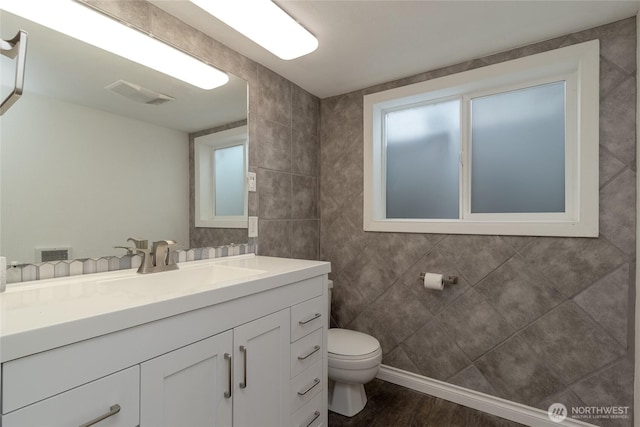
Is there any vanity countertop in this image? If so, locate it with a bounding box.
[0,255,330,363]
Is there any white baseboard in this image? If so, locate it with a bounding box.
[376,365,597,427]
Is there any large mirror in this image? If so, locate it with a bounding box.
[0,9,249,264]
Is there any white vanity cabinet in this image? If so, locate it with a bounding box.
[0,256,330,427]
[140,309,291,427]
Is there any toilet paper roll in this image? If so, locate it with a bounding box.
[423,273,444,290]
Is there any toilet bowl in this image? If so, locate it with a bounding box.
[327,281,382,417]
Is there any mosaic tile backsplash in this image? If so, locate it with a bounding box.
[5,242,256,285]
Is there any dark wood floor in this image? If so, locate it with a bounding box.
[328,379,526,427]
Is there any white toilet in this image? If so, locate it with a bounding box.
[327,281,382,417]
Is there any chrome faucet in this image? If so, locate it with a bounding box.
[127,237,179,274]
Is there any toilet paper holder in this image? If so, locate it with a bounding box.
[419,272,458,286]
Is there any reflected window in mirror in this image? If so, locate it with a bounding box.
[195,125,248,228]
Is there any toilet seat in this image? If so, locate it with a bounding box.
[328,328,381,360]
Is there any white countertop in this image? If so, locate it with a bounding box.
[0,255,330,362]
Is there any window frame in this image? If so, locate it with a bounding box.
[194,125,248,229]
[363,40,599,237]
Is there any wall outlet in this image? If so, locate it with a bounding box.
[248,172,257,192]
[248,216,258,237]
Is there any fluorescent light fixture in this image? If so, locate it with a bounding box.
[190,0,318,60]
[0,0,229,90]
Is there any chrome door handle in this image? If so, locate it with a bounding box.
[297,378,320,396]
[78,404,121,427]
[300,410,321,427]
[298,313,321,325]
[239,345,247,389]
[224,353,232,398]
[298,345,321,360]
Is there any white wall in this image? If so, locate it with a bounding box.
[0,93,189,263]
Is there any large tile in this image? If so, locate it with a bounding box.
[571,358,634,427]
[256,118,291,172]
[475,255,563,330]
[319,188,341,227]
[290,220,318,260]
[448,365,497,396]
[401,321,471,381]
[600,76,636,167]
[600,169,636,255]
[257,220,290,258]
[367,232,439,277]
[600,57,631,99]
[321,213,370,274]
[292,175,317,219]
[402,249,470,315]
[321,146,363,208]
[257,65,291,126]
[476,335,565,405]
[435,290,514,360]
[382,346,419,373]
[292,85,319,136]
[342,245,398,303]
[257,169,291,219]
[320,91,363,168]
[599,147,626,188]
[519,236,625,297]
[438,235,515,285]
[331,272,367,327]
[364,282,432,345]
[292,130,318,177]
[574,264,630,348]
[521,302,625,384]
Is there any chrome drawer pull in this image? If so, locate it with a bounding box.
[298,378,321,396]
[298,313,321,325]
[78,404,121,427]
[224,353,232,398]
[298,345,321,360]
[239,345,247,389]
[300,410,321,427]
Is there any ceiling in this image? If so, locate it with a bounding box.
[152,0,639,99]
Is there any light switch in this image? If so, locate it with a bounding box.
[248,172,257,192]
[248,216,258,237]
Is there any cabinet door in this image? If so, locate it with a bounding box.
[140,330,233,427]
[233,309,291,427]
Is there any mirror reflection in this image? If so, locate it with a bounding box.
[0,10,249,264]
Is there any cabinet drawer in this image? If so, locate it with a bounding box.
[291,328,323,378]
[1,366,139,427]
[290,361,322,414]
[291,296,324,342]
[290,393,323,427]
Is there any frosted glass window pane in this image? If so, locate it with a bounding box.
[385,99,460,219]
[471,82,565,213]
[214,144,244,216]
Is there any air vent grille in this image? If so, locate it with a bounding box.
[105,80,175,105]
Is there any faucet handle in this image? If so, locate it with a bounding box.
[127,237,148,249]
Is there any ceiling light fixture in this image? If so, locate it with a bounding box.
[189,0,318,60]
[0,0,229,90]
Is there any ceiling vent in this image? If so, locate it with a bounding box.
[105,80,175,105]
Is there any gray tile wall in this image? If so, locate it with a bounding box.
[320,18,636,427]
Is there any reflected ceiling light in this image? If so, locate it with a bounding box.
[0,0,229,90]
[189,0,318,60]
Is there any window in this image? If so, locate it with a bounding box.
[195,125,248,228]
[364,40,599,237]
